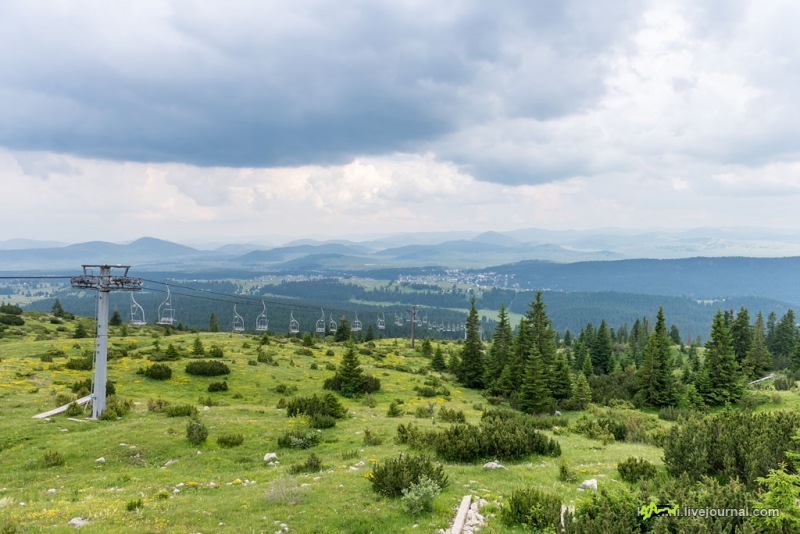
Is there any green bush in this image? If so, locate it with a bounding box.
[286,393,346,420]
[186,417,208,444]
[325,362,336,371]
[208,345,224,358]
[326,349,335,356]
[295,347,314,356]
[70,378,115,395]
[369,453,449,497]
[309,414,337,429]
[217,433,244,448]
[207,381,228,392]
[65,357,93,371]
[105,395,131,417]
[277,429,320,449]
[415,404,435,419]
[44,450,65,467]
[387,400,405,418]
[126,498,143,511]
[363,427,384,446]
[558,458,574,482]
[774,375,794,391]
[275,383,298,395]
[617,457,657,483]
[437,406,465,424]
[144,363,172,380]
[276,397,287,409]
[310,362,318,370]
[98,408,118,421]
[185,360,230,376]
[400,475,441,515]
[166,404,198,417]
[147,398,171,412]
[65,402,83,417]
[289,452,324,474]
[415,386,437,397]
[501,487,561,530]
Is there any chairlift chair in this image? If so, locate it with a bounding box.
[351,312,362,332]
[377,312,385,330]
[130,293,146,326]
[289,311,300,335]
[255,301,269,332]
[328,313,337,332]
[316,309,326,334]
[156,285,175,326]
[394,313,403,326]
[232,304,245,333]
[422,315,428,325]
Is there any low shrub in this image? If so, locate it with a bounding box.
[277,429,320,449]
[44,450,65,467]
[217,433,244,448]
[387,400,405,417]
[126,498,143,511]
[325,362,337,371]
[65,402,83,417]
[295,347,314,356]
[186,417,208,444]
[256,349,274,364]
[207,381,228,392]
[310,362,318,370]
[438,406,465,424]
[325,349,335,356]
[276,397,287,409]
[500,487,561,530]
[363,427,384,446]
[401,475,441,515]
[558,458,574,482]
[289,452,324,474]
[362,393,377,408]
[54,393,73,407]
[144,363,172,380]
[774,375,794,391]
[617,457,657,483]
[105,395,131,417]
[286,393,346,420]
[148,398,171,412]
[415,386,437,397]
[185,360,230,376]
[208,345,224,358]
[369,453,449,497]
[415,404,435,419]
[166,404,198,417]
[309,414,337,429]
[342,449,359,461]
[65,357,93,371]
[275,383,298,395]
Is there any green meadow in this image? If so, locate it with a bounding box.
[2,311,671,533]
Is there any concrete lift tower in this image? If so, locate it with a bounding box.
[71,265,143,418]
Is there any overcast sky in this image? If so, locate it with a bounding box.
[1,1,799,244]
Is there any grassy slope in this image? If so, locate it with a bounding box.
[0,312,668,534]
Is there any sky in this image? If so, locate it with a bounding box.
[1,0,800,245]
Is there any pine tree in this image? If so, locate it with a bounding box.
[335,317,351,342]
[637,308,678,407]
[697,310,743,406]
[745,311,772,378]
[459,297,484,389]
[73,323,88,339]
[421,337,433,358]
[730,306,752,364]
[767,311,778,352]
[570,372,592,410]
[549,351,573,400]
[192,335,205,356]
[484,304,512,389]
[52,298,64,318]
[365,324,375,342]
[209,313,219,333]
[526,292,557,371]
[581,353,594,378]
[336,344,364,398]
[774,310,798,370]
[591,320,613,374]
[669,324,682,345]
[563,329,572,347]
[109,310,122,327]
[430,346,447,371]
[518,346,552,414]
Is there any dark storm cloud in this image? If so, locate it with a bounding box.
[0,1,640,170]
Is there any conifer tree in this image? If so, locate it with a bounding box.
[52,298,64,318]
[334,317,351,342]
[209,313,219,333]
[697,310,743,406]
[421,337,433,358]
[109,310,122,326]
[459,297,484,389]
[519,346,552,414]
[526,292,557,370]
[192,335,205,356]
[570,372,592,410]
[73,322,88,339]
[669,324,682,345]
[365,324,375,342]
[549,351,573,400]
[591,320,613,374]
[430,346,447,371]
[745,311,772,378]
[637,307,678,407]
[730,306,752,364]
[774,310,798,370]
[581,353,594,378]
[335,344,364,398]
[484,304,512,389]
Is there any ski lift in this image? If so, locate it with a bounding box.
[377,312,386,330]
[157,285,175,326]
[255,301,268,332]
[130,293,146,326]
[232,304,245,333]
[427,319,434,331]
[415,314,422,327]
[316,309,326,334]
[351,312,362,332]
[422,315,428,325]
[289,311,300,335]
[394,313,403,326]
[328,313,337,332]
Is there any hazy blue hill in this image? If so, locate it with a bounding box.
[238,244,371,263]
[470,231,522,247]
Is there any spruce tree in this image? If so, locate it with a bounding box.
[745,311,772,378]
[335,317,351,342]
[730,306,752,364]
[109,310,122,326]
[209,313,219,333]
[519,346,552,414]
[52,298,64,318]
[697,310,743,406]
[430,346,447,371]
[637,307,678,407]
[669,324,682,345]
[365,324,375,342]
[192,335,205,356]
[570,372,592,410]
[484,304,512,390]
[421,337,433,358]
[73,323,88,339]
[336,344,364,398]
[549,351,573,400]
[459,297,484,389]
[581,353,594,378]
[591,320,613,374]
[774,310,798,370]
[526,292,557,371]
